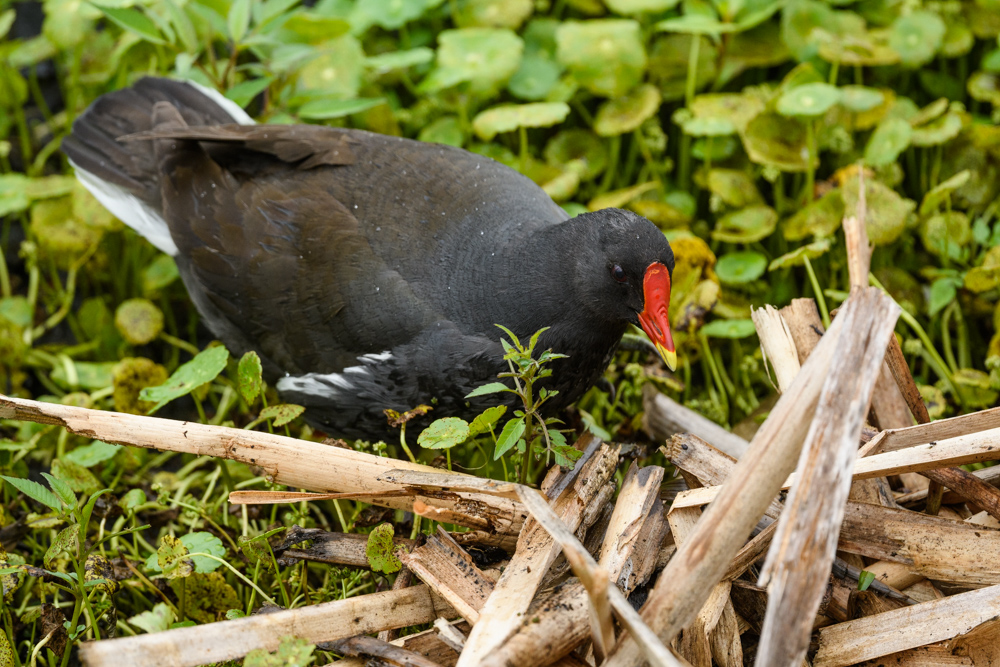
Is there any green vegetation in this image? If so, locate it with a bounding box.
[1,0,999,664]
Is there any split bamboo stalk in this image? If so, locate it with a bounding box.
[779,298,824,363]
[79,585,454,667]
[861,406,1000,455]
[400,527,495,624]
[671,427,1000,508]
[812,584,1000,667]
[755,287,900,666]
[604,299,849,667]
[0,395,523,535]
[455,443,620,666]
[481,465,668,667]
[750,305,800,392]
[641,386,749,459]
[837,501,1000,585]
[668,506,741,667]
[515,486,683,667]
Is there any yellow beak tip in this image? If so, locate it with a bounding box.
[656,344,678,372]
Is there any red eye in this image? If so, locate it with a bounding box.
[611,265,627,283]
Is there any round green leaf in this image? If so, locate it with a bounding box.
[706,169,763,208]
[952,369,998,408]
[472,102,570,140]
[544,129,607,180]
[508,55,562,101]
[452,0,534,30]
[366,523,402,573]
[699,319,757,338]
[606,0,680,13]
[238,351,264,405]
[365,47,435,73]
[556,19,647,97]
[864,117,912,168]
[842,178,914,246]
[421,28,524,94]
[594,84,661,136]
[715,251,767,284]
[419,116,465,147]
[298,97,385,120]
[910,112,962,147]
[741,111,811,172]
[711,205,778,243]
[920,211,970,260]
[418,417,471,449]
[968,72,1000,105]
[839,85,884,113]
[782,189,845,241]
[889,11,945,68]
[767,238,832,270]
[776,82,840,117]
[115,299,164,346]
[64,441,120,468]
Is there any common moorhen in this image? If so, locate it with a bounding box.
[62,78,676,439]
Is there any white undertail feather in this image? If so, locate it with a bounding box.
[276,352,394,399]
[71,77,256,257]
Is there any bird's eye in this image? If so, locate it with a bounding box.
[611,265,627,283]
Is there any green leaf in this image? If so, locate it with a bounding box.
[864,117,912,168]
[421,28,524,94]
[494,417,526,459]
[556,19,646,97]
[776,83,840,117]
[115,299,164,346]
[417,418,471,450]
[129,603,175,634]
[919,170,971,216]
[365,523,402,573]
[227,0,252,42]
[140,346,230,413]
[928,278,958,317]
[93,6,166,44]
[0,174,30,218]
[0,9,15,41]
[468,405,508,437]
[699,319,757,339]
[365,47,435,73]
[466,382,512,399]
[258,404,305,427]
[120,488,147,513]
[1,476,63,512]
[64,441,120,468]
[238,535,274,570]
[41,472,77,507]
[44,525,80,569]
[51,460,101,495]
[244,636,315,667]
[711,205,778,244]
[715,251,767,285]
[297,97,385,120]
[889,10,945,68]
[528,327,550,353]
[768,238,833,270]
[146,532,225,575]
[594,84,661,137]
[472,102,570,140]
[225,77,272,109]
[857,570,876,592]
[238,352,264,405]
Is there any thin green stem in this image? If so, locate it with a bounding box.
[802,256,831,328]
[398,424,417,464]
[804,119,816,205]
[940,301,959,374]
[869,273,964,404]
[684,35,701,108]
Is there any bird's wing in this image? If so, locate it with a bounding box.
[149,104,440,376]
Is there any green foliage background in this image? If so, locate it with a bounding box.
[1,0,1000,663]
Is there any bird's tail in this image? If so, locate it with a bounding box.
[61,77,254,255]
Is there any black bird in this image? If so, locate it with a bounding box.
[62,78,676,440]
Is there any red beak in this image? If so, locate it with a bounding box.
[637,262,677,371]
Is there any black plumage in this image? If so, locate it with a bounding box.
[62,78,675,439]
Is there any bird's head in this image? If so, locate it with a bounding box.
[572,208,677,370]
